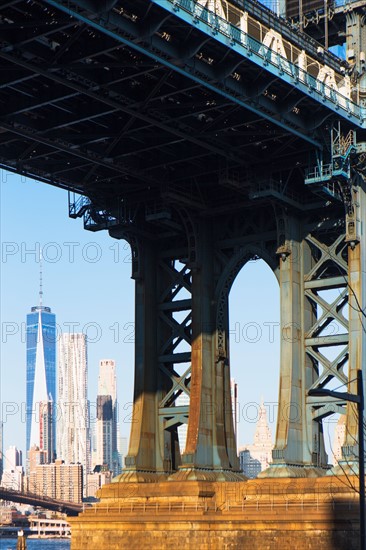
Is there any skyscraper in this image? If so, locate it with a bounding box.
[39,400,54,464]
[98,360,117,403]
[96,360,119,476]
[4,446,22,470]
[238,449,261,479]
[26,274,56,463]
[239,399,273,478]
[57,333,90,477]
[1,445,23,491]
[96,395,113,470]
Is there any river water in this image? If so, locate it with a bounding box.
[0,539,70,549]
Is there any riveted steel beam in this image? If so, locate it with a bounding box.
[44,0,328,146]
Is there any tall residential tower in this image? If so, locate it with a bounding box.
[57,333,90,477]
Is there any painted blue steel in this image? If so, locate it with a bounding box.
[234,0,343,71]
[152,0,365,126]
[305,140,356,189]
[334,0,363,6]
[44,0,324,147]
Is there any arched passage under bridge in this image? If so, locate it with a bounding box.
[107,198,364,481]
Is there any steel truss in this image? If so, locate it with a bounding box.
[157,258,192,471]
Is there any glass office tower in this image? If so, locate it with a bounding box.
[26,305,56,459]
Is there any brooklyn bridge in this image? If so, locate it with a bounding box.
[1,0,366,548]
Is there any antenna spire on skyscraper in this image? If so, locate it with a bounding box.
[39,248,43,307]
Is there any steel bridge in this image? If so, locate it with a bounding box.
[0,487,83,515]
[1,0,366,547]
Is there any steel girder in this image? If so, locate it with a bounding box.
[0,0,363,214]
[44,0,361,141]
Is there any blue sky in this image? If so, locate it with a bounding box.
[1,170,283,458]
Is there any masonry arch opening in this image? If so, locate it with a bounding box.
[228,258,280,476]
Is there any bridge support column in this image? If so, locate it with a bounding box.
[116,235,195,479]
[261,218,330,477]
[338,183,366,473]
[121,241,167,479]
[174,219,241,479]
[115,217,242,482]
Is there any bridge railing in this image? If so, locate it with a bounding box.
[305,163,333,181]
[88,498,358,514]
[69,191,91,218]
[249,179,309,203]
[166,0,362,121]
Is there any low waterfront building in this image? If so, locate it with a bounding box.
[28,515,70,538]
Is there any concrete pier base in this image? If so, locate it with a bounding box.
[70,476,360,549]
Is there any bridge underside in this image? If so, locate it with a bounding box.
[1,0,366,526]
[0,0,359,213]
